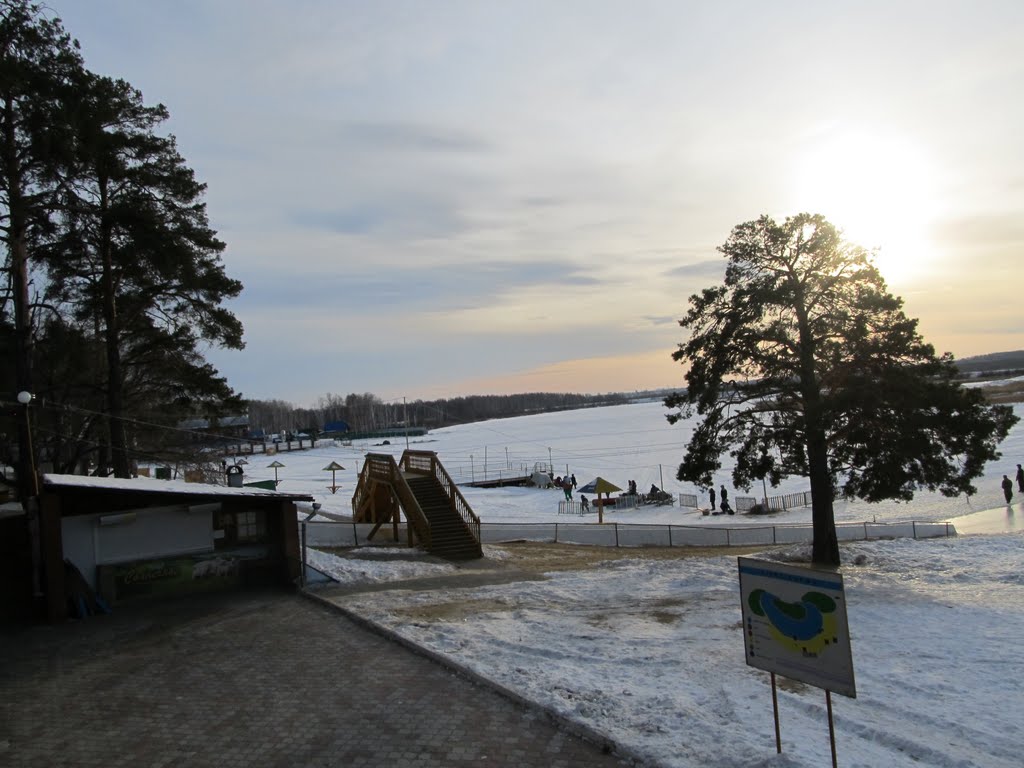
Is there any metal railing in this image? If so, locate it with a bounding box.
[765,490,813,511]
[678,493,698,509]
[300,518,957,553]
[558,500,595,515]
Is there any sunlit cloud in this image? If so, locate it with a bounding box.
[56,0,1024,405]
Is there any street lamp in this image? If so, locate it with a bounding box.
[16,391,38,496]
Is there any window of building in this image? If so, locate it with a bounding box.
[236,510,264,542]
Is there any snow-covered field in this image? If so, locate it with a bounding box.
[241,397,1024,529]
[241,395,1024,767]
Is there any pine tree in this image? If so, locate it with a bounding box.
[0,0,84,493]
[667,213,1018,565]
[48,74,243,476]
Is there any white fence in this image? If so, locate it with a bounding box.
[678,493,698,509]
[300,518,957,554]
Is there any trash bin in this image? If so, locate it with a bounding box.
[226,465,244,487]
[154,466,171,480]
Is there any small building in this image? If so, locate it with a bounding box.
[8,473,312,623]
[178,415,251,441]
[322,419,350,436]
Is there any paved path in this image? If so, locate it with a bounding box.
[0,589,637,768]
[948,501,1024,534]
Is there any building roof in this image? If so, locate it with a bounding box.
[42,473,314,505]
[178,415,250,430]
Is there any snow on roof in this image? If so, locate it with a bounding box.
[42,472,313,501]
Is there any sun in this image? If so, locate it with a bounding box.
[792,130,941,286]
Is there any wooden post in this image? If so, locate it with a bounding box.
[38,493,66,622]
[300,521,307,587]
[771,672,782,753]
[826,689,837,768]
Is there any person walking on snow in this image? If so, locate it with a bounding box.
[1016,464,1023,493]
[709,487,716,511]
[563,479,573,502]
[1002,475,1014,504]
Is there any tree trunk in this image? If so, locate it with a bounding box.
[807,424,840,566]
[98,179,130,478]
[792,277,840,566]
[4,95,35,498]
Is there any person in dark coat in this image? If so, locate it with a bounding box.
[709,487,716,510]
[1002,475,1014,504]
[571,474,577,489]
[1016,464,1023,493]
[720,485,728,506]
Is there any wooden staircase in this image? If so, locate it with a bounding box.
[351,450,483,561]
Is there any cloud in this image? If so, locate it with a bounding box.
[338,121,492,154]
[55,1,1024,404]
[665,259,725,281]
[290,197,468,239]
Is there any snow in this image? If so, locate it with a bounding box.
[238,395,1024,529]
[41,471,312,499]
[245,393,1024,767]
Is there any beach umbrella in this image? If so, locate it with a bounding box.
[577,477,622,523]
[577,477,621,495]
[267,460,285,487]
[323,461,345,494]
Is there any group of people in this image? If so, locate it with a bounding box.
[708,484,734,515]
[1001,464,1024,504]
[558,465,1024,513]
[554,474,577,501]
[552,472,740,515]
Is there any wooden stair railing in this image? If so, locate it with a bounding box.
[350,450,482,560]
[352,453,432,549]
[399,450,481,554]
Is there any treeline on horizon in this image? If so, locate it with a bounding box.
[247,390,639,436]
[245,348,1024,437]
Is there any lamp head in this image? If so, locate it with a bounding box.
[16,391,32,405]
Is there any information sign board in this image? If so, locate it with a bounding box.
[737,557,856,698]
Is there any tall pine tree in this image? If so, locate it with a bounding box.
[49,73,243,477]
[668,213,1017,565]
[0,0,84,494]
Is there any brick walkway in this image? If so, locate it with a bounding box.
[0,589,638,767]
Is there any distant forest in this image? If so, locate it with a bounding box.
[243,350,1024,437]
[954,350,1024,376]
[246,390,645,436]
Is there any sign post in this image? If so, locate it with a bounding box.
[737,557,856,766]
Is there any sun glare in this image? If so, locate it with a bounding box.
[793,131,941,286]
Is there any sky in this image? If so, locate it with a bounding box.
[55,1,1024,406]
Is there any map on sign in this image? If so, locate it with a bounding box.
[737,557,856,698]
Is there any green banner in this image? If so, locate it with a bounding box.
[113,555,242,600]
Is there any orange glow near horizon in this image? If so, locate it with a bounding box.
[411,348,685,399]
